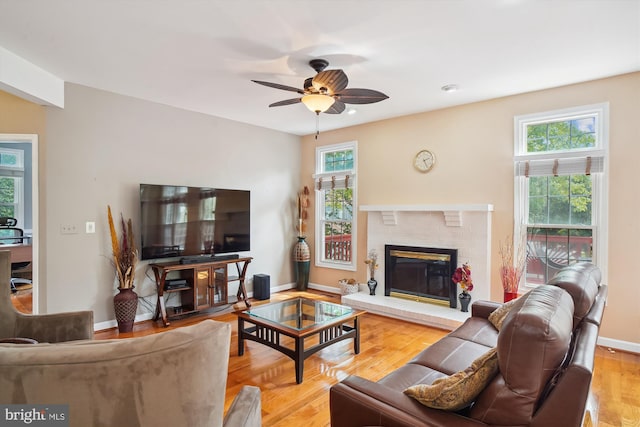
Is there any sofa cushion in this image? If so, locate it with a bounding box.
[404,347,498,411]
[547,262,600,327]
[378,363,447,391]
[408,336,494,375]
[447,317,499,347]
[488,297,521,330]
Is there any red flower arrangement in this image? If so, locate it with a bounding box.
[452,263,474,293]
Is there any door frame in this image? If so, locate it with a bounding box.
[0,133,39,314]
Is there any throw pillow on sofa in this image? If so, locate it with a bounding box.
[403,347,499,411]
[488,297,520,330]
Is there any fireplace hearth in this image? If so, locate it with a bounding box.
[385,245,458,308]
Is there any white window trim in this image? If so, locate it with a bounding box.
[0,147,25,226]
[314,141,358,271]
[513,103,609,287]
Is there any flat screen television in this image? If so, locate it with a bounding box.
[139,184,250,261]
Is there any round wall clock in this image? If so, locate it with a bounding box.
[414,150,436,173]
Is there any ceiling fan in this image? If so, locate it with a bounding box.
[252,59,389,116]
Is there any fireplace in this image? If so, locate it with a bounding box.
[385,245,458,308]
[340,204,492,329]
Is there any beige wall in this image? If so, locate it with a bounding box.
[302,72,640,345]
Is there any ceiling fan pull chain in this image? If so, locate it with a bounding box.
[315,111,320,139]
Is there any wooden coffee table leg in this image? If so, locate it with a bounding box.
[295,337,304,384]
[354,316,361,354]
[238,318,245,356]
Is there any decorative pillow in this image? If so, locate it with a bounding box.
[404,347,498,411]
[488,298,520,331]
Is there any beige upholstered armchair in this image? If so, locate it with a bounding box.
[0,319,262,427]
[0,250,93,343]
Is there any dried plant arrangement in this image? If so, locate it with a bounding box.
[296,186,310,237]
[107,205,138,289]
[499,234,526,294]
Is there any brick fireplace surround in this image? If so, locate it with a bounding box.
[342,204,494,330]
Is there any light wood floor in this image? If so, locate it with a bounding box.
[13,289,640,426]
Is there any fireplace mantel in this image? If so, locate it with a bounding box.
[360,204,494,227]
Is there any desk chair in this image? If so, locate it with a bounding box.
[0,217,31,292]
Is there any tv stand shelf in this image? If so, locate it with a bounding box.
[150,256,253,327]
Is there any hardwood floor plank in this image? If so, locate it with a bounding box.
[591,346,640,427]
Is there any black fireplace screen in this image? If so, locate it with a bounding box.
[385,245,458,308]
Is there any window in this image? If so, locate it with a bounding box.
[514,104,608,287]
[0,148,25,226]
[314,141,357,270]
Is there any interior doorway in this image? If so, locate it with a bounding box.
[0,134,38,314]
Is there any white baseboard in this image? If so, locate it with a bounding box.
[308,282,342,294]
[268,281,340,295]
[597,336,640,354]
[94,312,155,332]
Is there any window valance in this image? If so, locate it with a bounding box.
[515,155,604,177]
[313,172,354,190]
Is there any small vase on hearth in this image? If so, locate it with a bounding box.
[367,278,378,295]
[459,291,471,312]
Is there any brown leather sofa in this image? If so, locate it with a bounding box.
[330,262,606,427]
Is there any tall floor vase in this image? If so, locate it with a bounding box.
[293,237,310,291]
[114,287,138,333]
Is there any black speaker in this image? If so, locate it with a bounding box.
[253,274,270,300]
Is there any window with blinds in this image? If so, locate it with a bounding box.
[314,141,357,270]
[514,104,608,287]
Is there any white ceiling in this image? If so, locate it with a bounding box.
[1,0,638,136]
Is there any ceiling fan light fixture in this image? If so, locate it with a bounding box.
[301,94,335,113]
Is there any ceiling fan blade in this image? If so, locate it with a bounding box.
[324,100,346,114]
[268,98,302,107]
[335,88,389,104]
[252,80,304,94]
[312,69,348,94]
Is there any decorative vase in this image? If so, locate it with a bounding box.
[459,291,471,312]
[293,236,310,291]
[504,291,518,302]
[114,287,138,333]
[367,278,377,295]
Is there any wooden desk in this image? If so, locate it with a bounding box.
[150,256,253,327]
[0,244,32,264]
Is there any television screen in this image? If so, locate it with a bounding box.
[140,184,250,261]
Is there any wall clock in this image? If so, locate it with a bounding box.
[414,150,436,173]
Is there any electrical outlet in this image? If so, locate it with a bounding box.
[60,224,78,234]
[86,221,96,234]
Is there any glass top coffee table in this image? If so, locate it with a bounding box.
[237,298,365,384]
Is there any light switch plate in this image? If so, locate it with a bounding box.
[86,222,96,234]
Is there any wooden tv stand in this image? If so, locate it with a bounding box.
[150,256,253,327]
